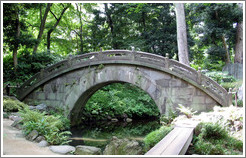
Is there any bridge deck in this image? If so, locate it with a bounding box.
[145,120,200,155]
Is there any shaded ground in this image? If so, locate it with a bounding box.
[2,118,59,155]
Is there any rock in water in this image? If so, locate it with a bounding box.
[49,145,75,155]
[75,145,101,155]
[103,136,142,155]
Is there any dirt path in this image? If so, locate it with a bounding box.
[2,118,59,155]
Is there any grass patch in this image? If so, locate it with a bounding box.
[143,126,173,152]
[190,122,243,155]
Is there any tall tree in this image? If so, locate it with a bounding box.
[47,4,70,52]
[75,3,84,54]
[33,3,52,54]
[174,3,190,66]
[234,3,243,64]
[104,3,117,49]
[3,3,36,69]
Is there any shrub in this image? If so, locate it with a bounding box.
[143,126,173,152]
[3,96,27,112]
[194,138,225,155]
[201,122,228,140]
[191,122,243,155]
[19,107,71,145]
[204,71,236,84]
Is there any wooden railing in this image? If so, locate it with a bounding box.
[16,50,230,106]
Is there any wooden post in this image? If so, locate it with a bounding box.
[228,88,233,106]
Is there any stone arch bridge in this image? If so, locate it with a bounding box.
[17,50,231,124]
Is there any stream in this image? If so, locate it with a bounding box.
[69,120,161,150]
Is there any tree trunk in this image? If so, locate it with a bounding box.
[104,3,117,49]
[174,3,190,66]
[33,3,52,54]
[222,35,231,64]
[214,10,231,64]
[13,7,21,70]
[234,3,243,64]
[47,5,69,52]
[234,22,243,64]
[76,3,83,54]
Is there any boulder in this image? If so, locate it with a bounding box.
[9,115,22,122]
[38,140,49,147]
[49,145,75,155]
[29,106,36,110]
[11,120,22,130]
[75,145,101,155]
[35,136,46,143]
[36,103,47,111]
[103,136,142,155]
[26,130,39,141]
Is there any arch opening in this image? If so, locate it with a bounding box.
[70,82,161,126]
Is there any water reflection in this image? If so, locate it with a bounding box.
[69,120,161,149]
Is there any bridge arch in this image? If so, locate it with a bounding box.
[17,50,231,123]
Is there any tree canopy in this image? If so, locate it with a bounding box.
[3,2,243,84]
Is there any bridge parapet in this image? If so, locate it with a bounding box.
[16,50,230,107]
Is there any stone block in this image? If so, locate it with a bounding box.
[190,104,207,113]
[56,93,65,101]
[36,92,45,100]
[44,84,52,92]
[180,81,188,87]
[192,96,205,104]
[47,93,56,100]
[172,88,195,96]
[205,97,216,104]
[196,89,205,96]
[156,79,169,87]
[169,76,184,87]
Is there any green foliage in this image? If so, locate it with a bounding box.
[79,83,160,122]
[191,122,243,155]
[220,80,243,91]
[176,104,197,118]
[204,71,236,84]
[45,131,72,145]
[3,96,27,112]
[3,52,64,93]
[143,126,173,152]
[201,122,228,140]
[160,107,177,125]
[19,107,71,145]
[233,100,243,107]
